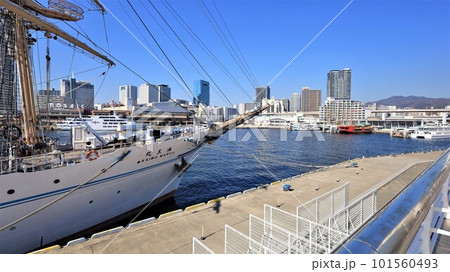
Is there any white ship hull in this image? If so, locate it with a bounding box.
[410,133,450,139]
[410,125,450,140]
[0,135,204,253]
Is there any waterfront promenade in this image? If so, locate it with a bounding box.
[40,150,444,254]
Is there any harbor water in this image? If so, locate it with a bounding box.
[45,128,449,221]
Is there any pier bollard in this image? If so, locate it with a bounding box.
[201,226,206,240]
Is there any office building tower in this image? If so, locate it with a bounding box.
[61,76,95,110]
[255,86,270,107]
[290,92,301,112]
[280,98,290,112]
[38,89,60,96]
[157,84,171,102]
[301,87,322,112]
[193,80,210,106]
[327,68,351,100]
[119,85,137,105]
[138,83,158,104]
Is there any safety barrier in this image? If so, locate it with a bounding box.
[297,182,349,223]
[264,205,348,253]
[192,237,215,254]
[249,215,317,254]
[224,225,276,254]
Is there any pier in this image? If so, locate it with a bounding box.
[36,150,446,254]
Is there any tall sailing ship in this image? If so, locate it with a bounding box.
[0,0,268,253]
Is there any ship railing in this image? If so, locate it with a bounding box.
[0,150,89,175]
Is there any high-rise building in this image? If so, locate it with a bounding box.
[290,92,301,112]
[61,76,95,110]
[327,68,351,100]
[38,89,60,96]
[138,83,158,104]
[280,98,290,112]
[319,98,366,124]
[236,103,256,114]
[255,86,270,107]
[157,84,171,102]
[0,10,17,116]
[119,85,137,105]
[301,87,322,112]
[193,80,210,106]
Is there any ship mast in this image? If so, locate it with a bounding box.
[0,0,114,146]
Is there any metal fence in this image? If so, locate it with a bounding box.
[224,225,276,254]
[264,204,348,253]
[192,237,215,254]
[249,214,324,254]
[325,188,378,235]
[297,182,349,223]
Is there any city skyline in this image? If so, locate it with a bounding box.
[31,1,449,107]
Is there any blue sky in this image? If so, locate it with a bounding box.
[32,0,450,106]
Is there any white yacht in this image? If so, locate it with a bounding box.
[410,124,450,140]
[56,113,136,131]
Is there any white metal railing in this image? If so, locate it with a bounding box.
[297,182,349,223]
[224,225,276,254]
[325,188,377,235]
[264,204,348,253]
[249,214,327,254]
[192,237,215,254]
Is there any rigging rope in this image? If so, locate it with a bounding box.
[147,0,235,108]
[0,149,131,232]
[197,0,258,88]
[161,0,253,101]
[267,0,355,86]
[138,0,230,106]
[211,0,259,87]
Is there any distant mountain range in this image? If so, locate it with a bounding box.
[366,96,450,109]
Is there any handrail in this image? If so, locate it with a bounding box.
[334,148,450,254]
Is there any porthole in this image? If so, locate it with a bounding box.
[7,189,15,195]
[10,226,16,231]
[89,200,93,204]
[117,191,121,194]
[54,179,60,184]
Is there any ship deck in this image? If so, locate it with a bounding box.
[37,150,445,254]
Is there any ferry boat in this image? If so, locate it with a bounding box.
[56,113,136,131]
[291,123,320,131]
[410,124,450,140]
[337,123,373,134]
